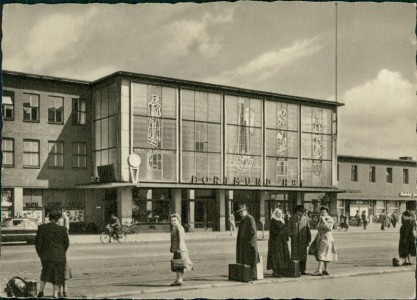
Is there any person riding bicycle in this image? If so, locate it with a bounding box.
[108,214,121,241]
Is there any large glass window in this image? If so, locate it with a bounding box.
[2,138,14,167]
[23,94,40,122]
[132,189,172,224]
[48,96,64,124]
[48,141,64,168]
[301,106,333,187]
[132,83,177,182]
[181,90,222,183]
[73,142,87,168]
[93,83,119,176]
[72,98,86,125]
[265,102,299,186]
[225,96,262,184]
[2,90,14,121]
[23,139,40,168]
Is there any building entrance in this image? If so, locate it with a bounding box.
[194,199,216,230]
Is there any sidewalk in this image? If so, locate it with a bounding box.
[69,222,401,244]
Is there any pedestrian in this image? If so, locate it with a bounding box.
[410,210,417,230]
[380,210,390,230]
[361,211,368,230]
[398,211,416,266]
[339,211,349,231]
[170,213,193,286]
[312,206,337,276]
[35,209,69,298]
[57,209,72,297]
[236,204,260,280]
[267,208,291,278]
[355,210,360,227]
[229,212,236,236]
[286,205,311,275]
[391,209,399,228]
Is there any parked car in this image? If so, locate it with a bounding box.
[1,217,39,244]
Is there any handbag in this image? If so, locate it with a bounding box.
[171,258,187,272]
[308,236,318,256]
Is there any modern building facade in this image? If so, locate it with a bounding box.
[336,155,417,218]
[3,70,344,231]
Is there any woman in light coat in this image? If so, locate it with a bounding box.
[170,213,193,286]
[313,206,337,276]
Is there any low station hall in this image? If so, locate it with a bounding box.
[1,69,369,232]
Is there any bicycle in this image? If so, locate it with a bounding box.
[100,225,126,243]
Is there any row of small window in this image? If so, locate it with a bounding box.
[338,164,411,184]
[2,138,87,169]
[2,91,86,125]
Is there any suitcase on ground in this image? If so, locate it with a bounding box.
[229,264,251,282]
[283,260,300,278]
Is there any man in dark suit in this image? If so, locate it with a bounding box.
[236,204,260,280]
[35,209,69,298]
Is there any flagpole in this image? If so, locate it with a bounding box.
[335,2,338,103]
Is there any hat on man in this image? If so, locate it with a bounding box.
[319,205,329,213]
[295,205,305,213]
[403,210,411,217]
[236,204,248,213]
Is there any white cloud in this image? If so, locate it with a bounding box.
[338,69,417,159]
[162,9,234,58]
[7,8,98,72]
[206,36,323,85]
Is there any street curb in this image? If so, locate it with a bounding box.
[87,267,415,299]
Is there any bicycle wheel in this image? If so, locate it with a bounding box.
[116,232,126,243]
[100,232,110,244]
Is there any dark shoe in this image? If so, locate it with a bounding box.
[322,270,330,276]
[37,292,44,298]
[171,281,183,286]
[301,271,307,275]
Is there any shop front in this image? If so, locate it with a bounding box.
[1,188,14,219]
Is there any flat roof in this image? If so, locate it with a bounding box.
[2,70,91,85]
[337,155,417,166]
[96,70,344,108]
[2,69,343,108]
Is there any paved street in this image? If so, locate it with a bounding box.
[0,224,415,299]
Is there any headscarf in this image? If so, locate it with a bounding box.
[271,208,285,223]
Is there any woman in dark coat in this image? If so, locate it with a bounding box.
[35,210,69,298]
[399,210,416,266]
[267,208,290,277]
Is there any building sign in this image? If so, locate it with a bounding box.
[399,192,417,197]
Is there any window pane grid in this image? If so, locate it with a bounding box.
[2,91,14,120]
[2,138,14,166]
[73,99,87,125]
[73,142,87,168]
[23,94,40,122]
[48,141,64,168]
[23,139,40,167]
[48,96,64,124]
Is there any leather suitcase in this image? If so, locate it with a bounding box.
[284,260,300,278]
[229,264,251,282]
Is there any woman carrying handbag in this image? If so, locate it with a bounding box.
[170,213,193,286]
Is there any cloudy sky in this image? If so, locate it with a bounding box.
[3,2,416,160]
